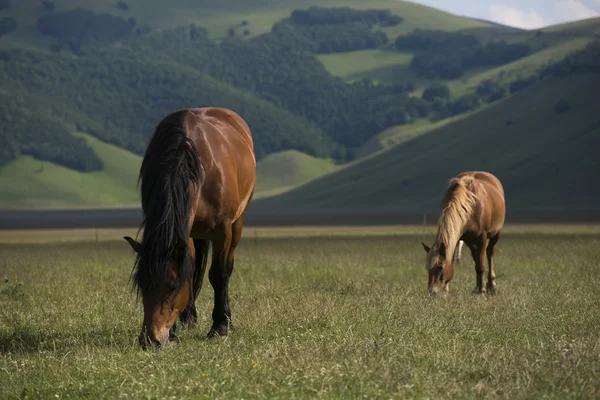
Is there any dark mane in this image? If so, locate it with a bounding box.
[132,109,201,296]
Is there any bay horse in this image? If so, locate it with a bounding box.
[421,171,505,295]
[123,107,256,348]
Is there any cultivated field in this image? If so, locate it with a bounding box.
[1,225,599,399]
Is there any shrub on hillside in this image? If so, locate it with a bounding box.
[422,83,451,102]
[302,23,389,53]
[449,94,481,116]
[476,80,507,103]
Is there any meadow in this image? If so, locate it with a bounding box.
[1,225,599,399]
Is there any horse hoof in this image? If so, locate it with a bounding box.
[207,324,233,338]
[472,288,486,295]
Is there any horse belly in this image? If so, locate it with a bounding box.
[487,188,506,235]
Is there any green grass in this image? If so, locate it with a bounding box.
[1,227,599,398]
[356,115,472,158]
[255,150,339,198]
[0,132,141,209]
[0,0,492,51]
[254,74,600,212]
[317,49,415,84]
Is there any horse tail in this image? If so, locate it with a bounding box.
[133,109,202,295]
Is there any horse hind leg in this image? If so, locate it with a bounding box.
[486,233,500,294]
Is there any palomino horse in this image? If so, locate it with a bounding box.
[124,107,256,348]
[422,171,505,295]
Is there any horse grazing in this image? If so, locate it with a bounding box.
[421,171,505,295]
[124,107,256,348]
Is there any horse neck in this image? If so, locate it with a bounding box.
[434,180,477,262]
[434,222,461,263]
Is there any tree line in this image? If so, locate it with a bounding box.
[396,29,532,79]
[290,6,402,27]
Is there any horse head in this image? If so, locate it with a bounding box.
[124,236,191,349]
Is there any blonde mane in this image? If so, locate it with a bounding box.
[433,175,478,262]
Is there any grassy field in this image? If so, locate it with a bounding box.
[1,225,599,399]
[253,74,600,212]
[317,49,416,84]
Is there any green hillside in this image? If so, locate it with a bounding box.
[0,132,141,209]
[253,74,600,212]
[320,17,600,91]
[0,130,334,209]
[0,0,491,51]
[255,150,339,198]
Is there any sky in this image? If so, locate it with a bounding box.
[407,0,600,29]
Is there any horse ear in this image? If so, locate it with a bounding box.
[421,242,431,253]
[124,236,142,253]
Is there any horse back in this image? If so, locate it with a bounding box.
[183,108,256,231]
[473,172,505,234]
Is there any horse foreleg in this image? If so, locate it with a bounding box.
[486,233,499,294]
[180,238,210,328]
[470,238,488,294]
[207,224,233,338]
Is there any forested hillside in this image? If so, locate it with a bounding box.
[0,4,543,172]
[0,0,598,210]
[253,41,600,211]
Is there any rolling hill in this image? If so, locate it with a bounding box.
[0,132,141,210]
[255,150,339,198]
[0,0,492,51]
[0,133,332,209]
[0,1,599,211]
[252,73,600,212]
